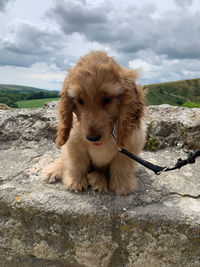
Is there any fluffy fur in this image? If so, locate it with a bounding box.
[45,51,146,195]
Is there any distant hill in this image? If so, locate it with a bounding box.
[0,84,59,108]
[0,79,200,108]
[0,84,59,93]
[144,78,200,106]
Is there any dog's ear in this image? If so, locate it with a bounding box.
[56,80,73,147]
[116,69,145,147]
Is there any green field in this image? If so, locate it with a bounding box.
[16,98,59,108]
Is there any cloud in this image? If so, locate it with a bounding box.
[174,0,193,7]
[0,0,14,12]
[0,20,67,68]
[47,0,111,43]
[1,21,60,56]
[0,0,200,87]
[154,10,200,59]
[0,62,65,90]
[1,0,200,70]
[49,0,200,61]
[129,50,200,84]
[0,19,113,70]
[49,0,108,34]
[48,0,157,45]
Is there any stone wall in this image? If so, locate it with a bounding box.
[0,103,200,266]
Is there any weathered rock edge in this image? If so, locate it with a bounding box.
[0,103,200,266]
[0,102,200,150]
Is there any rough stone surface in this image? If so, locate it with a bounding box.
[0,102,200,266]
[146,104,200,149]
[0,103,13,110]
[0,101,58,150]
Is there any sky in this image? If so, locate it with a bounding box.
[0,0,200,90]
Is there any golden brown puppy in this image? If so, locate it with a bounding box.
[45,51,146,195]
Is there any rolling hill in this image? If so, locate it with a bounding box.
[0,84,45,91]
[144,78,200,106]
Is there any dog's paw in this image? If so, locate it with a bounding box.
[44,163,63,183]
[109,176,138,195]
[62,176,88,192]
[87,171,108,193]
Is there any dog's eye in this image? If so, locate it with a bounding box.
[77,98,84,106]
[103,97,111,106]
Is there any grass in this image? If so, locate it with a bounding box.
[16,98,59,108]
[15,98,200,109]
[182,102,200,108]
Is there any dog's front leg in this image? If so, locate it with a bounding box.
[109,152,138,195]
[62,142,90,192]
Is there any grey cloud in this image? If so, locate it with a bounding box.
[49,0,157,45]
[48,0,108,36]
[154,11,200,59]
[0,0,14,12]
[0,18,109,71]
[2,22,56,56]
[174,0,193,7]
[0,21,67,68]
[49,0,200,61]
[0,49,39,67]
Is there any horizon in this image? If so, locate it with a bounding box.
[1,76,200,92]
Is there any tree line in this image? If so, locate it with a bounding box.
[0,89,59,108]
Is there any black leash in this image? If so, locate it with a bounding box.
[111,128,200,175]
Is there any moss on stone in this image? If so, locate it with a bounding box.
[145,135,160,151]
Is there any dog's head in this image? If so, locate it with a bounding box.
[56,51,145,148]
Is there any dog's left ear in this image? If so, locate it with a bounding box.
[116,69,145,147]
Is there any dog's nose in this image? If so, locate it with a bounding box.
[86,135,102,142]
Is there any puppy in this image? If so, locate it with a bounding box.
[45,51,146,195]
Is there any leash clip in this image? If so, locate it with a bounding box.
[111,126,122,152]
[111,126,117,143]
[155,166,168,175]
